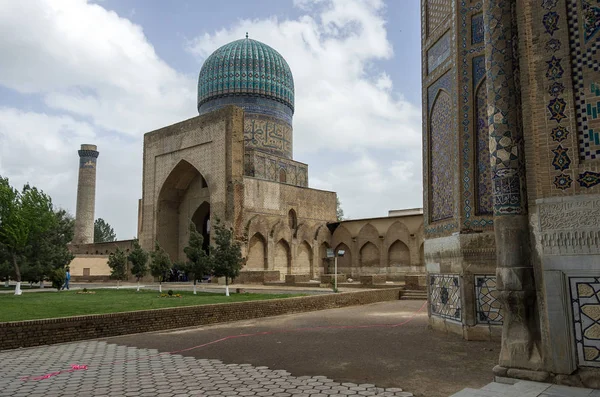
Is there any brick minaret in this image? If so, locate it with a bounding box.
[74,144,99,244]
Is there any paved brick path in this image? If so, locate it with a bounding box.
[0,341,414,397]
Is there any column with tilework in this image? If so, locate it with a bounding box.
[482,0,543,370]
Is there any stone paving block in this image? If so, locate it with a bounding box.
[0,340,418,397]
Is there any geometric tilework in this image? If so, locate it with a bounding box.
[427,31,452,73]
[569,277,600,367]
[485,0,527,215]
[475,78,493,215]
[578,170,600,187]
[430,274,461,322]
[430,90,455,222]
[197,38,294,113]
[427,0,452,36]
[567,0,600,160]
[475,275,503,325]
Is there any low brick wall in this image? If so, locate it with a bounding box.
[285,274,311,284]
[0,288,401,351]
[234,271,281,284]
[360,275,387,285]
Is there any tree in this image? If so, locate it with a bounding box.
[94,218,116,243]
[128,239,148,292]
[24,208,75,288]
[150,242,172,293]
[336,196,344,221]
[211,218,243,297]
[0,250,12,287]
[0,177,55,295]
[183,223,213,295]
[108,247,127,288]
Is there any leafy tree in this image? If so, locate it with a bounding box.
[336,196,344,221]
[183,223,213,295]
[128,239,148,292]
[0,178,55,295]
[24,208,74,288]
[211,218,243,297]
[150,242,172,293]
[94,218,116,243]
[108,247,127,288]
[0,249,13,287]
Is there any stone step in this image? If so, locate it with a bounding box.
[450,380,598,397]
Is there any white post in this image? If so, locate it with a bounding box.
[4,279,9,288]
[136,280,140,292]
[14,282,22,296]
[334,256,338,292]
[39,280,44,289]
[193,280,197,295]
[159,283,162,293]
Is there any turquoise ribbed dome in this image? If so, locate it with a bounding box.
[197,38,295,113]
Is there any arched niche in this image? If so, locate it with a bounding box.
[429,89,454,222]
[274,239,291,280]
[335,242,352,276]
[388,240,410,267]
[246,233,267,270]
[156,160,209,262]
[295,241,312,275]
[360,242,380,267]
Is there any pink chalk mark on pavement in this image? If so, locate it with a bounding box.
[20,364,88,381]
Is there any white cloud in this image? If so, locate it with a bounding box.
[0,108,141,239]
[0,0,424,238]
[186,0,422,153]
[0,0,193,238]
[0,0,196,135]
[187,0,423,219]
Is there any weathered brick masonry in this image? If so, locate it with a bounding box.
[0,289,401,351]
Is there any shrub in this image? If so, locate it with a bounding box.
[50,268,66,291]
[167,289,173,296]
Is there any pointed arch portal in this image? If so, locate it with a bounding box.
[156,160,210,262]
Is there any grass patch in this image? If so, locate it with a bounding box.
[0,289,302,322]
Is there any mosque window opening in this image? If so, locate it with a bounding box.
[288,209,297,230]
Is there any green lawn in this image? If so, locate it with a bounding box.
[0,289,301,322]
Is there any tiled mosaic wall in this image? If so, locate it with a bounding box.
[244,149,308,187]
[429,79,455,222]
[475,275,503,325]
[244,114,293,160]
[570,277,600,367]
[430,274,462,322]
[567,0,600,161]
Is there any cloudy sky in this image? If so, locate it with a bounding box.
[0,0,422,240]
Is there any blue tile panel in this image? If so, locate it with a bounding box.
[475,78,493,215]
[569,277,600,367]
[244,113,293,160]
[427,31,451,74]
[430,274,462,322]
[428,71,455,222]
[244,149,307,187]
[567,0,600,160]
[471,13,484,44]
[197,38,294,114]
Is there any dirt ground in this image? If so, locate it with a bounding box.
[104,300,500,397]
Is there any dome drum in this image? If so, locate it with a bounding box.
[197,37,295,160]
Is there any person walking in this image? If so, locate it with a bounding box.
[62,268,71,290]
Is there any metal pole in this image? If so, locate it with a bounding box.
[334,256,338,292]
